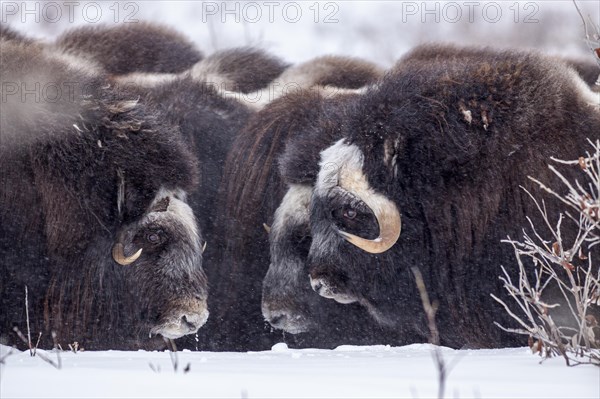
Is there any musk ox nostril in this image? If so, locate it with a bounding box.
[308,276,357,304]
[180,313,203,330]
[268,314,286,327]
[150,301,209,339]
[310,278,323,293]
[263,308,310,334]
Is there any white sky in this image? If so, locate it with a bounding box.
[3,1,599,66]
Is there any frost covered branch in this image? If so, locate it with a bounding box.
[573,0,600,86]
[493,140,600,367]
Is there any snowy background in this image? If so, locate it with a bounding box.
[3,1,600,65]
[2,1,600,398]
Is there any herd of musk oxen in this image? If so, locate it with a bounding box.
[1,22,599,351]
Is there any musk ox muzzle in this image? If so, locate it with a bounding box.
[151,298,209,339]
[261,184,317,334]
[261,298,314,334]
[262,262,318,334]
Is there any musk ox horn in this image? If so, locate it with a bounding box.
[337,177,401,254]
[263,223,271,233]
[322,140,401,254]
[338,199,401,254]
[112,243,143,266]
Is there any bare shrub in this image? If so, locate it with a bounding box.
[492,140,600,367]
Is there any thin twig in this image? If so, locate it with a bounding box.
[163,337,191,374]
[412,268,447,399]
[0,347,15,365]
[24,286,32,356]
[573,0,600,70]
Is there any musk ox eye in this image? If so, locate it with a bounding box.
[343,209,357,220]
[331,206,358,221]
[146,231,162,244]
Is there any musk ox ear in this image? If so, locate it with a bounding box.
[383,138,397,174]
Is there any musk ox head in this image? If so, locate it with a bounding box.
[304,138,404,328]
[261,89,398,334]
[112,188,208,340]
[309,139,401,300]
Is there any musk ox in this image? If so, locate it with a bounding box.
[227,55,383,110]
[54,22,289,96]
[0,40,209,350]
[126,79,255,352]
[186,47,290,94]
[103,50,292,352]
[47,25,300,350]
[54,22,203,75]
[200,56,386,350]
[261,90,412,346]
[115,47,289,96]
[263,44,600,348]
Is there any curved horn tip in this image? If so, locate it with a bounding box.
[202,241,207,254]
[112,243,143,266]
[339,229,400,254]
[337,205,401,254]
[263,223,271,234]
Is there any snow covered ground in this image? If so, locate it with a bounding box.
[1,343,598,398]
